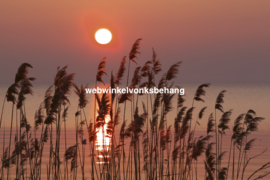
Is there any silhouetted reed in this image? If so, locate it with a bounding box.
[0,39,269,180]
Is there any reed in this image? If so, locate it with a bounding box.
[0,40,269,180]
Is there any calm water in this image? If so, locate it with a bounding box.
[0,83,269,179]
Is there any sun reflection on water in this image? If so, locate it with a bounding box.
[95,114,112,164]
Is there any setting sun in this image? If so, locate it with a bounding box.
[95,28,112,44]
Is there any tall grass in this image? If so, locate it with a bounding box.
[0,39,269,180]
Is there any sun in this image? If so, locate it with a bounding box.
[95,28,112,44]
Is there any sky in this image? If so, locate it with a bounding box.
[0,0,270,85]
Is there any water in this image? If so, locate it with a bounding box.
[0,83,269,179]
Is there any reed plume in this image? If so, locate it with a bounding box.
[204,160,215,180]
[65,144,78,172]
[180,107,194,139]
[126,107,147,145]
[151,48,162,75]
[6,83,20,104]
[194,83,211,103]
[15,63,33,83]
[141,61,152,77]
[244,138,256,151]
[115,56,126,85]
[96,57,107,85]
[218,167,228,180]
[44,85,53,115]
[118,92,133,104]
[192,135,212,161]
[163,89,175,116]
[54,65,68,87]
[166,62,181,81]
[207,113,215,134]
[215,90,226,113]
[205,142,216,171]
[177,89,185,108]
[131,67,141,88]
[140,71,155,91]
[129,38,142,64]
[176,107,187,124]
[193,135,212,179]
[74,84,89,109]
[199,106,207,120]
[34,104,44,130]
[42,125,49,143]
[17,79,34,109]
[218,110,232,135]
[95,92,110,128]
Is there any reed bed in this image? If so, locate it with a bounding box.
[0,39,269,180]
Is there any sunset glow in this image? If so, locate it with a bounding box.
[95,29,112,44]
[1,1,270,179]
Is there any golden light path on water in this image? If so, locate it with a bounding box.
[95,113,112,164]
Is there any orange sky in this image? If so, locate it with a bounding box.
[0,0,270,84]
